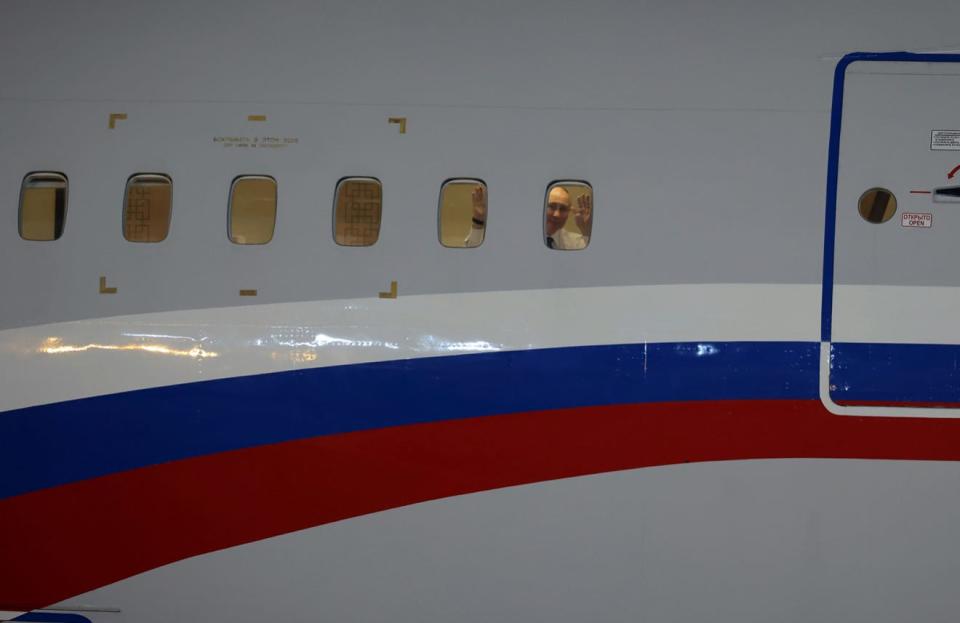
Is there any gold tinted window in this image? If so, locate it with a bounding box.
[544,181,593,251]
[858,187,897,224]
[334,177,382,246]
[19,172,67,241]
[229,176,277,245]
[123,173,172,242]
[439,179,486,248]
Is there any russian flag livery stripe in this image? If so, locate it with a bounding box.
[0,341,818,500]
[7,340,960,610]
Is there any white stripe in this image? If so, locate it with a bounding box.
[0,284,820,412]
[0,612,25,621]
[833,285,960,344]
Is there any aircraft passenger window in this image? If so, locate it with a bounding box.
[543,181,592,250]
[439,179,487,248]
[857,187,897,224]
[334,177,382,246]
[123,173,173,242]
[229,175,277,244]
[19,172,67,241]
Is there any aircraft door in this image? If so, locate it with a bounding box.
[825,55,960,414]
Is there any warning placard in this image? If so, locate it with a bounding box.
[931,130,960,151]
[901,212,933,228]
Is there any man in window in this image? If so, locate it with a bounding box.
[543,184,591,250]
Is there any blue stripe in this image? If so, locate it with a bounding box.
[0,341,819,500]
[831,342,960,404]
[14,614,92,623]
[821,52,960,342]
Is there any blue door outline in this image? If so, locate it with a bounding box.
[820,51,960,416]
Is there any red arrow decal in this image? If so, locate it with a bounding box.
[949,164,960,179]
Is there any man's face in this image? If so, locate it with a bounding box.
[545,186,571,236]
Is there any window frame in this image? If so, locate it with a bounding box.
[332,176,383,247]
[437,177,488,249]
[122,172,174,243]
[543,179,594,251]
[228,174,278,245]
[18,171,68,242]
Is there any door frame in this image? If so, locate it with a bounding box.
[820,51,960,418]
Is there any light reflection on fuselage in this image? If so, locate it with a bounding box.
[37,337,219,359]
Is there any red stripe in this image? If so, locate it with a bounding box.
[5,398,960,609]
[834,399,960,408]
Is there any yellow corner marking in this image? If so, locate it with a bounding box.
[239,289,258,296]
[388,117,407,134]
[378,280,398,299]
[99,276,117,294]
[247,114,267,122]
[108,113,128,129]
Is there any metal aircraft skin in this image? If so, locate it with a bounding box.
[4,1,960,621]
